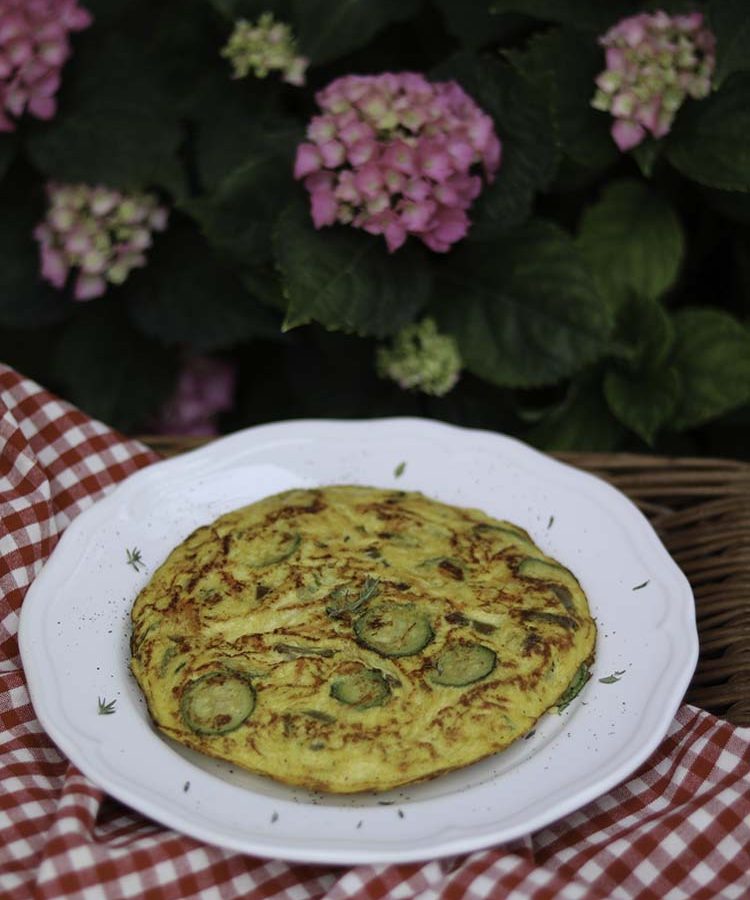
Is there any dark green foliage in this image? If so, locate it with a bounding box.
[667,74,750,192]
[432,220,612,387]
[123,220,281,351]
[708,0,750,87]
[0,166,67,329]
[292,0,421,65]
[506,27,618,171]
[0,0,748,457]
[275,198,432,337]
[576,180,685,308]
[52,302,178,431]
[433,54,559,236]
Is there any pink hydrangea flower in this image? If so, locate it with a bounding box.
[592,10,716,151]
[149,356,237,437]
[0,0,92,132]
[293,72,502,253]
[34,183,169,300]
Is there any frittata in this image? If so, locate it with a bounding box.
[130,486,596,793]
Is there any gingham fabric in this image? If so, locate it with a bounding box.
[2,363,749,900]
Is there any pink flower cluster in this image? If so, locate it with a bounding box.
[0,0,92,132]
[293,72,502,253]
[592,10,715,152]
[150,356,237,437]
[34,183,168,300]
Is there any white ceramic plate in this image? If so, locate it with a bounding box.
[19,418,698,865]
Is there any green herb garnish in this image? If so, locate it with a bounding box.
[97,697,116,715]
[556,663,590,711]
[547,515,555,529]
[632,580,649,591]
[126,547,144,572]
[599,670,626,684]
[326,577,380,618]
[303,709,336,723]
[394,461,406,478]
[275,643,335,659]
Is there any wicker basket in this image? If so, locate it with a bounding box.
[141,437,750,726]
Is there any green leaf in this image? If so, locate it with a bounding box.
[27,32,183,193]
[275,197,432,338]
[0,138,16,183]
[292,0,420,65]
[631,138,663,179]
[52,302,178,432]
[207,0,291,21]
[610,295,675,371]
[604,296,682,443]
[701,188,750,225]
[670,308,750,430]
[667,74,750,192]
[0,175,68,329]
[489,0,631,31]
[124,221,280,351]
[524,374,624,452]
[709,0,750,87]
[577,180,685,308]
[604,367,681,444]
[433,1,529,48]
[241,266,289,312]
[506,27,618,171]
[432,220,613,388]
[433,54,559,236]
[186,132,299,267]
[183,64,294,194]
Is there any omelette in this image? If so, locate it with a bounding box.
[130,486,596,793]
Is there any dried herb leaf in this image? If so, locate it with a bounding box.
[274,643,335,658]
[97,697,116,715]
[126,547,144,572]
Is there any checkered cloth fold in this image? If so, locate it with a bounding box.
[2,363,749,900]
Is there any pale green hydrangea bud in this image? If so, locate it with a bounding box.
[221,13,308,86]
[377,318,461,397]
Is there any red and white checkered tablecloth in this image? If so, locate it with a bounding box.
[2,362,749,900]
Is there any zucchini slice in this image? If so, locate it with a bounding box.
[556,663,590,711]
[517,558,579,614]
[473,523,540,557]
[430,642,496,686]
[180,672,256,735]
[354,602,433,657]
[330,669,391,709]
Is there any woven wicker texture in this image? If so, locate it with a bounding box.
[141,437,750,726]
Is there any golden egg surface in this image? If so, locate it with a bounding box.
[130,486,596,793]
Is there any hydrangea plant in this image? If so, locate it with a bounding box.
[221,13,307,86]
[0,0,92,131]
[149,355,237,436]
[294,72,501,252]
[591,10,716,151]
[34,183,168,300]
[377,318,462,397]
[0,0,748,457]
